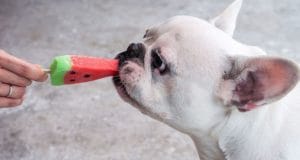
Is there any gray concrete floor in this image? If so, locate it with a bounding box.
[0,0,299,160]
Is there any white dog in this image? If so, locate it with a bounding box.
[113,0,300,159]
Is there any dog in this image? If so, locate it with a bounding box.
[113,0,300,159]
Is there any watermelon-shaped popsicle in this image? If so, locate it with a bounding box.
[49,55,119,86]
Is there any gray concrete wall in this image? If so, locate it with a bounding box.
[0,0,299,159]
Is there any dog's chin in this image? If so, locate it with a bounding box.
[112,75,141,107]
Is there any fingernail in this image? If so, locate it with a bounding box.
[26,80,32,86]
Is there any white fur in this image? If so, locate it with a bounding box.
[115,0,300,159]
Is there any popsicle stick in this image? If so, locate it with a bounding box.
[42,68,51,74]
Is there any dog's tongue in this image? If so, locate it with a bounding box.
[48,55,119,86]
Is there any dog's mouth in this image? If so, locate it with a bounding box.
[112,75,135,103]
[112,65,143,107]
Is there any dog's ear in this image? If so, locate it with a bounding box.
[210,0,243,37]
[217,56,299,112]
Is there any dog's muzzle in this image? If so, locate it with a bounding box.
[113,43,146,89]
[112,43,146,105]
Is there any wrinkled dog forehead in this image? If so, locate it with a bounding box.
[143,16,234,67]
[143,16,218,62]
[144,16,209,44]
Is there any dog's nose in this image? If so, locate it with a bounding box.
[115,43,146,67]
[126,43,145,59]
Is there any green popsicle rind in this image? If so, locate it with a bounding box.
[50,55,72,86]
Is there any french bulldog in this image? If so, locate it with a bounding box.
[113,0,300,159]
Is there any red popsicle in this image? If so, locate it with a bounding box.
[49,55,119,86]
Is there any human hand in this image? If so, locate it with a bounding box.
[0,50,48,108]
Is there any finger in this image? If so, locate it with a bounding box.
[0,84,26,99]
[0,97,23,108]
[0,50,46,81]
[0,68,32,86]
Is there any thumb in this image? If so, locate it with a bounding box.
[33,64,48,82]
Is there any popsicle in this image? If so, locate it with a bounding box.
[48,55,119,86]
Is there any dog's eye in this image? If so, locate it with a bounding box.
[151,49,168,74]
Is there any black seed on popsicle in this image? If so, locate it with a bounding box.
[84,74,91,78]
[70,71,76,74]
[70,79,76,82]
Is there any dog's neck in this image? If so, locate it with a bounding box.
[188,106,283,160]
[186,84,300,160]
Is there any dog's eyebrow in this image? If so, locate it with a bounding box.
[143,29,150,38]
[143,29,156,39]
